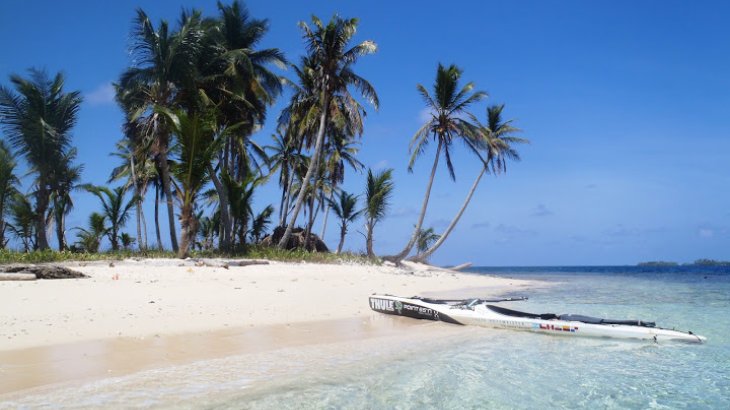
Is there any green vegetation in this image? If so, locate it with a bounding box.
[0,1,526,263]
[637,261,679,267]
[690,259,730,267]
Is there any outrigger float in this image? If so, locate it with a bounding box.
[369,294,706,343]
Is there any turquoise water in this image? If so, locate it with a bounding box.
[5,267,729,409]
[225,266,730,409]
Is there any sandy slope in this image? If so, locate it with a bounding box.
[0,258,530,351]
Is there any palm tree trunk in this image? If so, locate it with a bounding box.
[154,185,163,251]
[207,164,231,252]
[388,140,442,262]
[135,199,143,251]
[140,201,148,250]
[336,223,346,254]
[178,202,196,258]
[35,186,50,250]
[158,148,179,252]
[55,203,65,251]
[281,171,297,226]
[278,93,331,248]
[411,165,487,262]
[320,190,334,240]
[366,220,375,257]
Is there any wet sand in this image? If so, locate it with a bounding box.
[0,258,533,397]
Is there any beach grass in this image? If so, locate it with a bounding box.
[0,247,381,266]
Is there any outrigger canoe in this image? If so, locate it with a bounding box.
[369,294,706,343]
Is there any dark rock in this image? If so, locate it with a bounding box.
[260,226,329,252]
[0,264,88,280]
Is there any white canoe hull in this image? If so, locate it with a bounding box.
[369,294,706,343]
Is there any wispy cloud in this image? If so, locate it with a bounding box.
[698,228,714,238]
[430,218,450,230]
[85,82,115,106]
[389,207,419,218]
[530,204,553,217]
[372,159,389,170]
[494,224,537,236]
[603,224,668,238]
[584,183,598,190]
[471,221,490,229]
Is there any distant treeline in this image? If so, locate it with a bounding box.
[638,259,730,267]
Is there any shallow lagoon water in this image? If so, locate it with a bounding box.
[5,266,729,409]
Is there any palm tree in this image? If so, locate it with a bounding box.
[319,133,364,239]
[165,109,216,258]
[328,190,362,254]
[0,69,82,250]
[74,212,107,253]
[415,227,440,262]
[50,148,83,251]
[278,15,379,248]
[411,104,527,262]
[8,193,36,251]
[364,168,394,257]
[388,64,486,263]
[249,205,274,243]
[194,1,285,252]
[84,185,138,251]
[119,233,136,250]
[118,9,204,253]
[0,139,19,248]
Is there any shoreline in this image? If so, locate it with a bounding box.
[0,258,535,395]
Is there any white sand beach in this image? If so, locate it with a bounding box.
[0,258,533,395]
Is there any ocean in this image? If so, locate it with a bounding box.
[5,266,729,409]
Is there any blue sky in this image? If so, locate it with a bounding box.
[1,0,728,265]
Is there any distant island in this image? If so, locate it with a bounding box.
[638,259,730,267]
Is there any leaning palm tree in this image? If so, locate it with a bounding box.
[411,104,527,262]
[0,139,19,248]
[117,9,204,253]
[388,63,486,263]
[364,168,394,257]
[0,69,82,250]
[84,185,138,251]
[328,190,362,254]
[278,15,379,248]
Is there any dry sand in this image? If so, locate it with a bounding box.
[0,258,533,395]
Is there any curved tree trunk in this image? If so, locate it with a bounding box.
[388,140,442,262]
[320,190,334,240]
[158,148,179,252]
[54,202,65,251]
[207,164,231,252]
[140,201,148,250]
[411,165,487,262]
[278,93,331,248]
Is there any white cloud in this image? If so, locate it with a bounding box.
[372,159,389,170]
[530,204,553,217]
[86,82,115,106]
[471,221,490,229]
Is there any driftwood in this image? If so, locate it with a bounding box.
[0,264,88,280]
[449,262,473,271]
[0,273,37,281]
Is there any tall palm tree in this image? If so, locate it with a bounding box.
[319,132,364,239]
[84,185,138,251]
[109,138,155,250]
[388,63,486,263]
[50,148,83,251]
[195,1,285,252]
[278,15,379,248]
[0,139,19,248]
[364,168,394,257]
[411,104,527,262]
[249,205,274,243]
[328,190,362,254]
[0,69,82,250]
[165,109,215,258]
[118,8,204,253]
